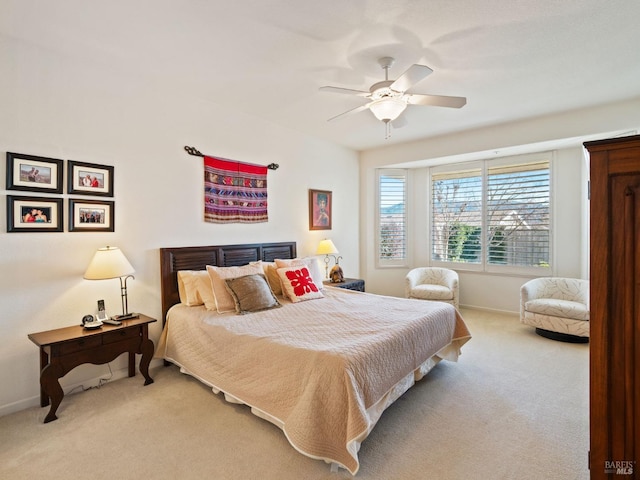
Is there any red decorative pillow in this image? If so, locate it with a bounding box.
[275,257,324,290]
[276,266,324,303]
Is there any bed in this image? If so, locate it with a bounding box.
[156,241,471,475]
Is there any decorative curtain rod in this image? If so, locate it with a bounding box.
[184,146,279,170]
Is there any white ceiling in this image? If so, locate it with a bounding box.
[3,0,640,152]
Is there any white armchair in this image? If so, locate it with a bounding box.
[405,267,459,309]
[520,277,589,342]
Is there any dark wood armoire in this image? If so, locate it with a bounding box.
[585,134,640,479]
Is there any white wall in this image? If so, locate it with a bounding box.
[359,99,640,312]
[0,36,358,415]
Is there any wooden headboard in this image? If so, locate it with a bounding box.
[159,241,297,322]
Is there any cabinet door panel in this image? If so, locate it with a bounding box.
[586,135,640,478]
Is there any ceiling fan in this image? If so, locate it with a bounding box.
[320,57,466,138]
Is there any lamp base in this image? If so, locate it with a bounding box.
[112,312,139,321]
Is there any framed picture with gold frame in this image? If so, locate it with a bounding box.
[309,189,332,230]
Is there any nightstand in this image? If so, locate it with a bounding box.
[28,314,156,423]
[323,277,365,292]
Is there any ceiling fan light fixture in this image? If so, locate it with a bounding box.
[369,97,407,122]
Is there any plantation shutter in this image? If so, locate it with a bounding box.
[486,160,550,267]
[378,170,407,264]
[431,168,482,263]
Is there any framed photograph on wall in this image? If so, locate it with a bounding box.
[69,199,115,232]
[67,160,114,196]
[6,152,64,194]
[309,189,332,230]
[6,195,64,232]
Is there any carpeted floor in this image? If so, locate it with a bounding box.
[0,308,589,480]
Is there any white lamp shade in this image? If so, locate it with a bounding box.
[84,246,135,280]
[316,239,339,255]
[369,97,407,122]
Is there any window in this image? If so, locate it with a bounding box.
[486,161,550,268]
[432,167,482,264]
[431,155,551,272]
[377,169,407,265]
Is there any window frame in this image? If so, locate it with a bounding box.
[429,153,553,276]
[376,168,410,268]
[430,160,484,273]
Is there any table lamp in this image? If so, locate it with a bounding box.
[84,246,139,320]
[316,239,344,281]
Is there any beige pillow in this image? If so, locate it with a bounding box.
[265,263,283,296]
[225,274,281,314]
[207,262,264,313]
[275,257,324,290]
[177,271,201,305]
[177,270,215,309]
[277,266,324,303]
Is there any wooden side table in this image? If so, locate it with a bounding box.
[323,277,365,292]
[28,314,156,423]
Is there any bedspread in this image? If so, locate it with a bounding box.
[155,288,470,474]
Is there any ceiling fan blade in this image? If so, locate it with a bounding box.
[390,64,433,92]
[319,86,370,97]
[407,93,467,108]
[327,103,371,122]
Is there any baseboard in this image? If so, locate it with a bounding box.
[0,395,41,418]
[458,304,519,316]
[0,358,164,418]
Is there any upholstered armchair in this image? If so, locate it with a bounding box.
[405,267,459,309]
[520,277,589,342]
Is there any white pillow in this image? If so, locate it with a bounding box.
[276,266,324,303]
[275,257,324,290]
[177,270,215,309]
[207,262,265,313]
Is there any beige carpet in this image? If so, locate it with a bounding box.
[0,308,589,480]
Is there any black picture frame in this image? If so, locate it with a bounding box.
[67,160,114,196]
[6,195,64,232]
[69,199,115,232]
[6,152,64,194]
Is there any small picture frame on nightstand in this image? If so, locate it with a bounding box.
[96,299,108,322]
